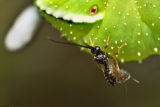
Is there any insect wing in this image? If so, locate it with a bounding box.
[107,58,131,84]
[116,69,131,83]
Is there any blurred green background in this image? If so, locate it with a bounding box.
[1,0,160,106]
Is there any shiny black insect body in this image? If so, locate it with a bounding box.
[89,46,117,85]
[48,34,139,86]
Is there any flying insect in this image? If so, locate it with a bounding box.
[48,33,139,86]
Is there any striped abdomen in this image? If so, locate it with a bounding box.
[104,62,116,86]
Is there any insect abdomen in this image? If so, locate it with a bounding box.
[104,73,116,86]
[104,63,116,86]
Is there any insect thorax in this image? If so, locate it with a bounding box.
[94,53,106,64]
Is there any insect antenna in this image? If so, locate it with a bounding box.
[47,36,93,49]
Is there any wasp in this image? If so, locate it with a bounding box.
[48,33,139,86]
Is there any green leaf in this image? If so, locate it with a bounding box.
[36,0,105,23]
[35,0,160,62]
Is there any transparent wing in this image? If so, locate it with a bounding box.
[107,58,131,84]
[117,69,131,83]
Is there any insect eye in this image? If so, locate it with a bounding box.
[91,46,100,54]
[95,46,100,51]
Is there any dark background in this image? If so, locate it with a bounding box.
[0,0,160,106]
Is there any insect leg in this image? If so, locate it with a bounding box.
[112,42,127,55]
[104,32,111,51]
[113,59,123,80]
[113,59,120,73]
[89,37,94,46]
